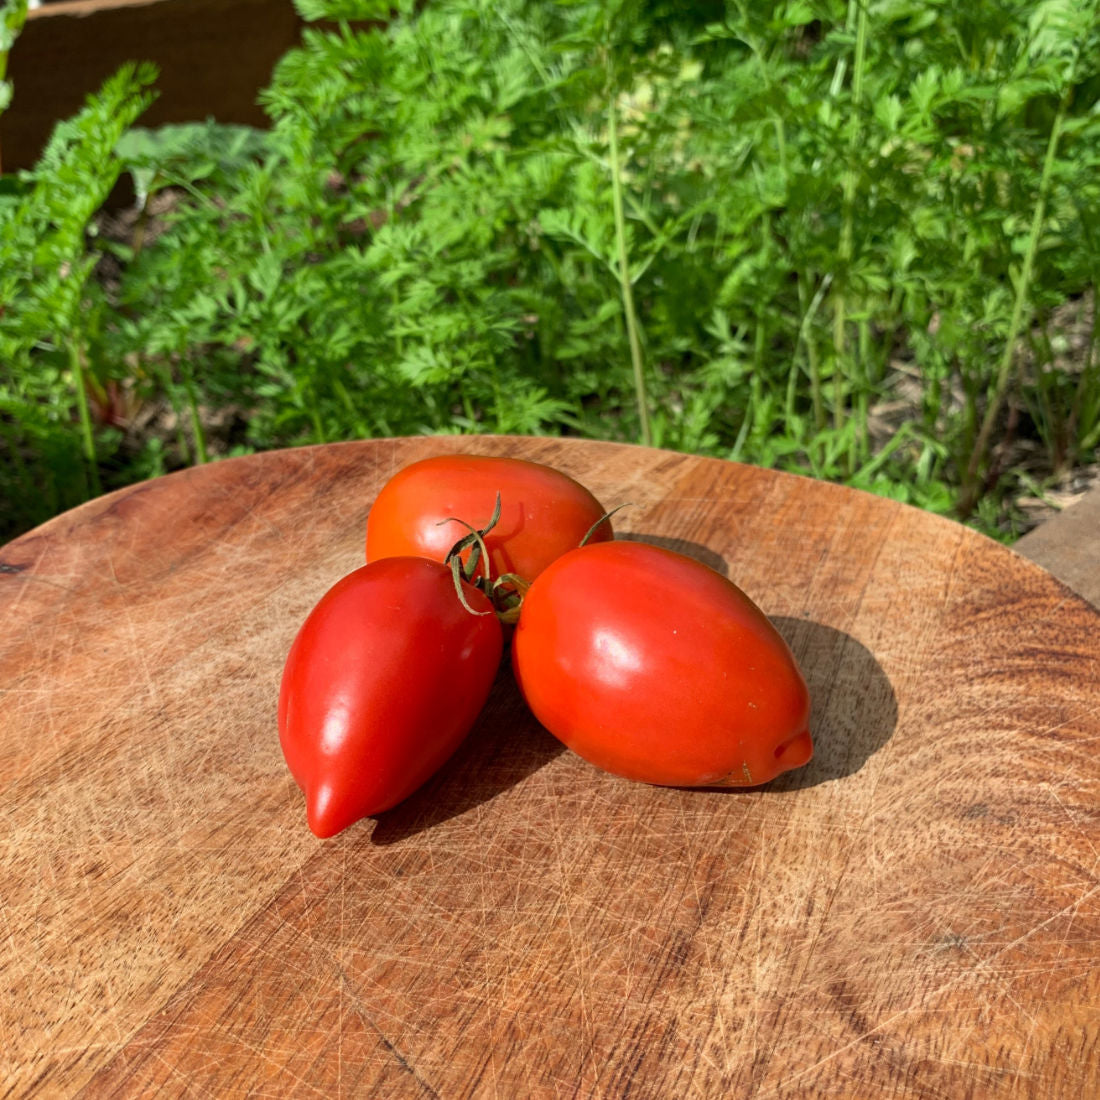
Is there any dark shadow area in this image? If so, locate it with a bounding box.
[619,532,729,576]
[370,664,565,845]
[765,616,898,790]
[370,613,897,842]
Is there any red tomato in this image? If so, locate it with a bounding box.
[511,541,811,787]
[365,454,612,581]
[278,557,502,837]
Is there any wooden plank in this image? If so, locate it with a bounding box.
[30,0,177,16]
[1,436,1099,1096]
[1,0,303,172]
[1016,487,1100,609]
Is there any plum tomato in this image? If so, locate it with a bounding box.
[278,556,502,838]
[365,454,612,581]
[511,541,812,787]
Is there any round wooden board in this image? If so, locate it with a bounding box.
[2,436,1098,1098]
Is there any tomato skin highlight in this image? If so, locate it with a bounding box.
[511,541,812,787]
[365,454,612,581]
[278,557,502,837]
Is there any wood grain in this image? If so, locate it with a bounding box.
[2,436,1098,1098]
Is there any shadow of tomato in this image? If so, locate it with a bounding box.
[766,616,898,789]
[368,664,564,845]
[618,532,729,576]
[369,568,898,844]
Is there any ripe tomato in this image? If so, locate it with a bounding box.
[278,557,502,837]
[511,541,811,787]
[365,454,612,581]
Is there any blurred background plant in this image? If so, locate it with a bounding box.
[1,0,1098,543]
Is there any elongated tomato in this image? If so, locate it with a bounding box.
[511,541,811,787]
[278,557,502,837]
[366,454,612,581]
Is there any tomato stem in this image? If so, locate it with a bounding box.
[439,491,502,586]
[437,491,624,625]
[580,502,631,547]
[490,573,531,625]
[448,555,494,616]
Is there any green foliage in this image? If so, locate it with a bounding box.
[2,0,1099,543]
[115,120,271,206]
[1,61,156,533]
[0,0,28,114]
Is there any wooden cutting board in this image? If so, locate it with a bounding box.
[2,435,1098,1098]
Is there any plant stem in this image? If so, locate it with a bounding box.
[131,179,158,258]
[310,398,326,444]
[833,0,868,463]
[607,75,652,447]
[180,357,208,463]
[792,272,832,428]
[958,81,1072,516]
[734,318,767,459]
[69,338,102,496]
[831,292,847,435]
[392,285,404,358]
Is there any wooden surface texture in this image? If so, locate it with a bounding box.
[2,435,1099,1098]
